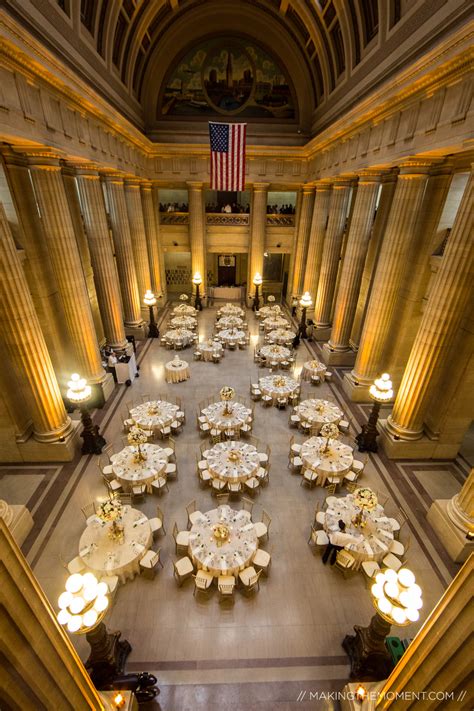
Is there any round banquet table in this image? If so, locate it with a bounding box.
[112,443,168,492]
[259,344,291,364]
[217,304,245,318]
[130,399,179,431]
[188,505,258,576]
[164,328,194,348]
[216,316,245,330]
[301,359,328,382]
[294,398,343,432]
[165,358,190,383]
[263,316,289,332]
[170,315,197,330]
[259,374,299,402]
[172,303,197,316]
[201,401,252,432]
[324,494,396,568]
[206,441,260,483]
[200,341,224,362]
[258,305,281,319]
[79,506,152,583]
[300,436,353,485]
[267,328,296,345]
[219,329,246,346]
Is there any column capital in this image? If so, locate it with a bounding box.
[123,176,142,188]
[140,179,153,191]
[314,179,333,191]
[186,181,204,190]
[63,161,101,179]
[398,156,444,176]
[250,182,270,192]
[100,171,126,185]
[356,169,387,184]
[0,146,29,168]
[332,174,357,188]
[19,147,64,170]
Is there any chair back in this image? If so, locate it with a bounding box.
[157,506,164,524]
[186,500,196,516]
[81,503,95,520]
[172,521,178,542]
[241,497,254,514]
[216,493,230,506]
[262,510,271,529]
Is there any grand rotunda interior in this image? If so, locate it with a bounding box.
[0,1,473,709]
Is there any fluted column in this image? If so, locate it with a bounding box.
[322,172,382,364]
[350,170,398,350]
[140,181,163,297]
[187,181,207,293]
[151,185,168,301]
[291,185,315,296]
[346,160,432,399]
[124,178,151,307]
[302,181,332,299]
[103,174,143,328]
[26,151,106,387]
[73,165,128,350]
[248,182,269,293]
[0,203,72,442]
[314,177,353,332]
[384,168,473,440]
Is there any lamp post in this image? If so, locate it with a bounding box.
[192,272,203,311]
[298,291,312,340]
[355,373,393,453]
[343,567,422,680]
[67,373,106,455]
[252,272,263,312]
[143,290,159,338]
[57,571,131,686]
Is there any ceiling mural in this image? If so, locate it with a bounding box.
[159,37,296,120]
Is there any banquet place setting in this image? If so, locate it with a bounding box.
[161,294,200,350]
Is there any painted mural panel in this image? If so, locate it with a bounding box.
[160,38,296,120]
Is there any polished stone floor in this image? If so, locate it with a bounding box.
[3,303,465,711]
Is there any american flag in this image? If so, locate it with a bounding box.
[209,122,246,191]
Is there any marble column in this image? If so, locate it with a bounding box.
[151,185,168,302]
[291,185,315,296]
[2,149,69,375]
[0,202,73,444]
[345,160,432,401]
[124,178,151,308]
[248,182,269,300]
[73,165,128,350]
[322,171,382,365]
[61,164,105,348]
[26,151,110,397]
[302,181,332,300]
[428,469,474,563]
[313,177,353,338]
[381,168,473,447]
[187,181,207,295]
[141,180,163,298]
[103,173,145,334]
[350,170,398,350]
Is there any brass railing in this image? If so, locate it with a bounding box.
[266,214,295,226]
[159,212,295,227]
[206,213,250,226]
[159,212,189,225]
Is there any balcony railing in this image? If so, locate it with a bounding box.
[206,213,250,226]
[159,212,295,227]
[159,212,189,225]
[266,214,295,226]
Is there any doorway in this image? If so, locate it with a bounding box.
[217,254,237,286]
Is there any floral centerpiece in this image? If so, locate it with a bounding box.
[274,376,286,387]
[97,497,124,542]
[220,386,235,415]
[213,523,230,547]
[354,487,378,511]
[227,449,241,462]
[128,426,148,462]
[179,293,189,301]
[320,422,340,453]
[267,295,275,302]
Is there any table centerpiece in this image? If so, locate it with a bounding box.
[320,422,340,453]
[220,386,235,415]
[128,425,148,462]
[97,497,124,543]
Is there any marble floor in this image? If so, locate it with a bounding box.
[2,303,465,711]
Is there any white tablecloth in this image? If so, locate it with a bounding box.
[295,399,343,432]
[301,436,353,484]
[217,304,244,317]
[259,345,291,364]
[267,328,296,344]
[216,316,245,330]
[163,328,194,347]
[112,443,168,492]
[200,341,224,361]
[170,316,197,330]
[188,505,257,576]
[258,305,281,319]
[206,441,260,483]
[219,329,246,345]
[172,304,197,316]
[301,360,328,381]
[130,399,179,430]
[324,494,395,568]
[201,401,252,431]
[263,316,289,331]
[259,374,299,402]
[165,359,190,383]
[79,506,152,583]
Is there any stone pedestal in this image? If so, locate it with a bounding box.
[0,500,34,547]
[321,343,357,366]
[427,469,474,563]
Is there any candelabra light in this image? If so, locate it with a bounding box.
[356,373,393,453]
[192,272,203,311]
[143,290,160,338]
[67,373,106,455]
[298,291,312,340]
[252,272,263,311]
[343,567,422,680]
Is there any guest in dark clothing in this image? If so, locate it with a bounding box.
[322,520,358,565]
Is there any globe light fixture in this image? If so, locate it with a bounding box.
[356,373,393,453]
[343,567,422,679]
[298,291,312,340]
[143,290,160,338]
[192,271,203,310]
[67,373,106,454]
[252,272,263,311]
